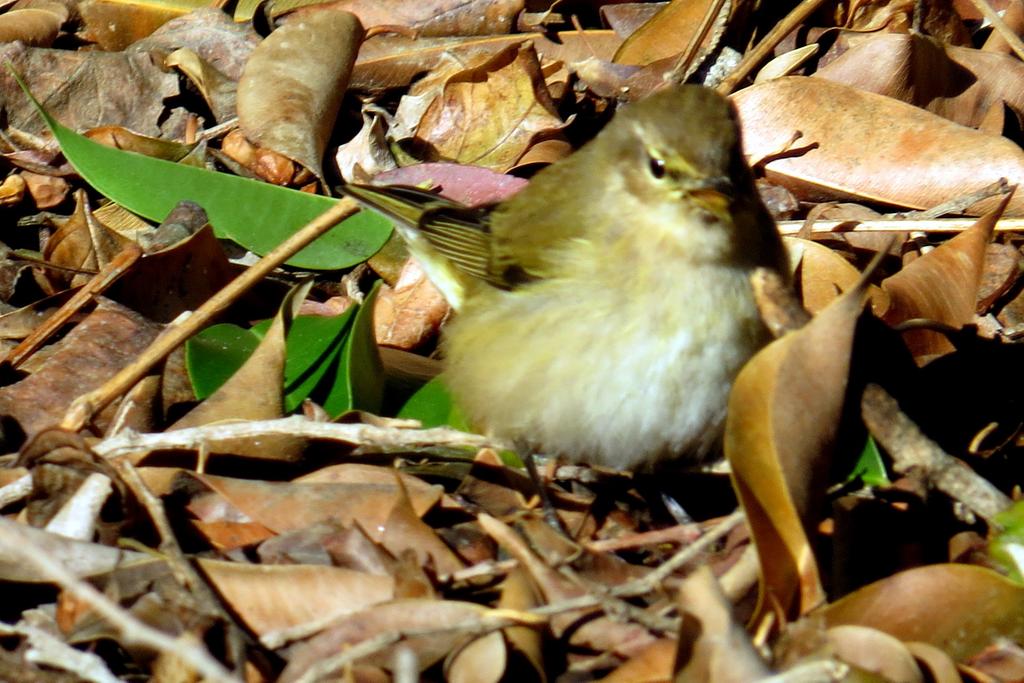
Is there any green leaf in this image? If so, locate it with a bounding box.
[322,281,384,417]
[991,501,1024,583]
[185,323,260,400]
[186,311,357,409]
[846,436,891,488]
[10,69,391,270]
[398,376,471,431]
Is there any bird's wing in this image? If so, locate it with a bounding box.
[341,184,511,309]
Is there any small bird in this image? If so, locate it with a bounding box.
[343,86,786,470]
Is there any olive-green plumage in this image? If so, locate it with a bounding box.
[343,86,786,469]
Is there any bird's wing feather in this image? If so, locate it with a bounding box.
[341,184,518,309]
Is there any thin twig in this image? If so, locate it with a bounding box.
[0,518,238,683]
[92,416,498,459]
[717,0,831,94]
[777,216,1024,234]
[111,459,249,671]
[59,198,363,434]
[969,0,1024,63]
[861,384,1012,522]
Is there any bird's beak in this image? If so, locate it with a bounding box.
[687,175,734,214]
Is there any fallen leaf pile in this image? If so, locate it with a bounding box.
[0,0,1020,681]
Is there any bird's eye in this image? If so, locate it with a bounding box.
[648,156,667,179]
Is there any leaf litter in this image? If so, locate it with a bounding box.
[0,1,1020,682]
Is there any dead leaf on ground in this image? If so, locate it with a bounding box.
[725,264,868,622]
[822,563,1024,661]
[881,193,1007,359]
[353,30,623,90]
[167,282,312,459]
[401,43,566,172]
[815,32,1024,128]
[733,76,1024,216]
[236,8,363,186]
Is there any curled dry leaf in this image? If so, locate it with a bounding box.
[444,630,506,683]
[725,267,868,621]
[733,76,1024,216]
[0,8,63,46]
[674,566,770,682]
[496,568,545,682]
[168,282,313,460]
[408,43,565,172]
[822,564,1024,662]
[814,32,1024,129]
[353,30,622,90]
[826,625,925,682]
[373,258,449,350]
[785,236,889,314]
[313,0,522,37]
[612,0,725,66]
[755,44,819,83]
[236,8,363,185]
[163,48,237,124]
[881,193,1006,359]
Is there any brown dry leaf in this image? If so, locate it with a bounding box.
[0,298,161,436]
[77,0,189,50]
[822,564,1024,661]
[112,221,235,324]
[278,599,493,681]
[334,112,398,183]
[905,642,962,683]
[0,42,187,139]
[374,258,449,349]
[0,522,152,582]
[85,125,194,161]
[127,7,258,81]
[41,191,132,291]
[236,8,363,185]
[408,43,565,171]
[0,173,27,207]
[21,169,68,208]
[733,76,1024,216]
[725,269,868,622]
[612,0,724,66]
[815,32,1024,129]
[168,282,311,460]
[601,3,666,38]
[353,30,623,90]
[827,625,925,681]
[0,8,63,46]
[478,513,657,656]
[977,242,1021,312]
[674,566,770,682]
[220,129,297,186]
[197,558,395,639]
[756,44,819,83]
[600,638,675,683]
[163,47,237,124]
[785,236,889,315]
[444,630,506,683]
[316,0,522,36]
[187,470,442,535]
[497,567,545,682]
[377,473,464,576]
[881,194,1006,359]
